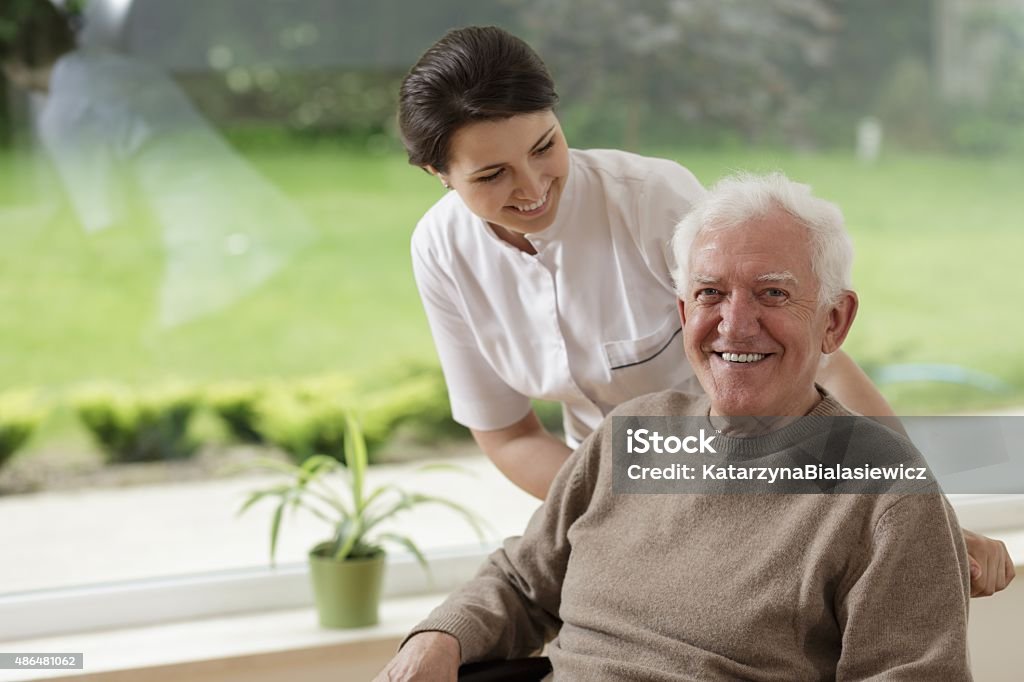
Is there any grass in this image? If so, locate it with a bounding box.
[661,149,1024,412]
[1,143,1022,433]
[0,146,439,389]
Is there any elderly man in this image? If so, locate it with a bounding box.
[378,173,973,681]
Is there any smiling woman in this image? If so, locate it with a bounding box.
[431,112,570,252]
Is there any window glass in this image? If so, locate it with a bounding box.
[1,0,1021,601]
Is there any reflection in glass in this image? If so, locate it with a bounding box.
[5,0,315,327]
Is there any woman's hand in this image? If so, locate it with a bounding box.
[964,529,1016,597]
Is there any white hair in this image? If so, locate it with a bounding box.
[670,171,854,306]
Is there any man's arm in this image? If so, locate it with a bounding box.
[374,632,461,682]
[835,494,972,680]
[375,425,602,675]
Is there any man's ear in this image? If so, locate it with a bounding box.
[677,298,687,326]
[821,291,858,354]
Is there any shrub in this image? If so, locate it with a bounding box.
[205,380,267,444]
[0,390,46,469]
[256,365,459,464]
[532,399,565,435]
[258,390,353,464]
[361,364,462,442]
[72,383,201,463]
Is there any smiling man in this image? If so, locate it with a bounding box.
[375,173,974,681]
[673,175,859,422]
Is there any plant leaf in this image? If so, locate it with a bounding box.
[411,462,477,477]
[241,456,302,476]
[377,532,430,576]
[299,453,341,480]
[332,514,362,562]
[405,493,492,542]
[360,489,416,536]
[304,485,351,519]
[361,482,405,511]
[269,497,287,567]
[343,412,368,511]
[236,487,287,517]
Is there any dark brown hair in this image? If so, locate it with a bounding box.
[0,0,76,68]
[398,26,559,174]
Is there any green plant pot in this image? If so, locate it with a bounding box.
[308,544,385,629]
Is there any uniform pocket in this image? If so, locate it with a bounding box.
[602,316,682,371]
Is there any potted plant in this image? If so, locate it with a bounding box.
[239,412,486,628]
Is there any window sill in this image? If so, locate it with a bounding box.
[1,592,445,682]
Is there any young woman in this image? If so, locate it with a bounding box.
[399,26,900,499]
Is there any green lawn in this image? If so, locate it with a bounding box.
[1,145,1022,420]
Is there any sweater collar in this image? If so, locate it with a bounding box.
[698,386,852,458]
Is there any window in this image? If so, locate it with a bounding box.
[1,0,1021,642]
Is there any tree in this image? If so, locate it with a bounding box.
[508,0,839,149]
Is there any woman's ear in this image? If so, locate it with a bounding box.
[425,166,452,190]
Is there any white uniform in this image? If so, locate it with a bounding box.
[411,148,706,445]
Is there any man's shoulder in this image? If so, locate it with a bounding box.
[814,395,940,497]
[815,392,919,451]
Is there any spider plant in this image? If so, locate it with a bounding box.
[238,412,487,567]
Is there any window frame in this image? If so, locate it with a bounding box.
[0,542,496,641]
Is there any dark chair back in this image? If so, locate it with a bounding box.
[457,656,553,681]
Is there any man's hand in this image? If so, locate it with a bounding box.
[373,631,461,682]
[964,529,1016,597]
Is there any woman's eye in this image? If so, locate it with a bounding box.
[476,168,505,183]
[534,138,555,155]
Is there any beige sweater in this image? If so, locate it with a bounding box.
[410,391,972,680]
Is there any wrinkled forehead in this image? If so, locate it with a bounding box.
[689,217,816,285]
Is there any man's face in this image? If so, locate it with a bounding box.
[679,213,856,417]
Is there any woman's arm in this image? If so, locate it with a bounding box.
[817,350,1017,596]
[471,410,572,500]
[815,350,895,417]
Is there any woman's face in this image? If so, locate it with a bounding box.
[433,111,570,236]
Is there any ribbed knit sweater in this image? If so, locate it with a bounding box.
[409,390,972,680]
